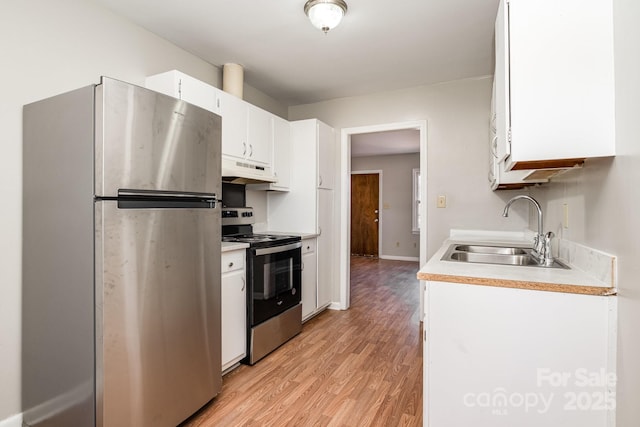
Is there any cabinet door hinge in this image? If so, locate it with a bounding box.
[178,79,182,99]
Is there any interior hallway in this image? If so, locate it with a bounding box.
[183,256,422,426]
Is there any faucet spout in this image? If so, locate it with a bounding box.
[502,195,543,236]
[502,195,554,266]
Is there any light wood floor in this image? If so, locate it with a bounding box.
[183,256,422,426]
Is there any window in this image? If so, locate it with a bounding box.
[412,168,421,233]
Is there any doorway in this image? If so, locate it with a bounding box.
[350,172,381,257]
[337,121,428,311]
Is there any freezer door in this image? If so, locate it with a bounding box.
[95,77,221,197]
[95,201,221,427]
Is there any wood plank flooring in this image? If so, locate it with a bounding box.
[183,256,422,427]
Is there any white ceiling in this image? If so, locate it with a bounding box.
[351,129,420,157]
[91,0,499,106]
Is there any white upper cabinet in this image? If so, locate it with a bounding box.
[489,79,548,190]
[317,122,335,190]
[271,116,291,190]
[246,104,273,166]
[218,90,273,174]
[218,90,248,161]
[146,71,276,181]
[495,0,615,171]
[145,70,221,115]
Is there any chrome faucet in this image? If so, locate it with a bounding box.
[502,195,554,266]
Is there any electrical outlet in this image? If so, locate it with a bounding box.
[437,195,446,208]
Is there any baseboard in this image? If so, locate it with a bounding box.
[379,255,420,262]
[0,413,22,427]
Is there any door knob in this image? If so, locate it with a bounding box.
[374,219,379,222]
[374,210,379,214]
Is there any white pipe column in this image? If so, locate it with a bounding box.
[222,63,244,99]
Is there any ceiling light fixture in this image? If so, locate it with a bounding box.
[304,0,348,34]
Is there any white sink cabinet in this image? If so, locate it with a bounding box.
[424,280,616,427]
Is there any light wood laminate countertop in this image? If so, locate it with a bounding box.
[418,237,616,296]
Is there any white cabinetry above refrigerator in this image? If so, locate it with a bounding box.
[145,70,277,183]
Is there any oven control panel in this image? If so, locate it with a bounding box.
[222,207,255,225]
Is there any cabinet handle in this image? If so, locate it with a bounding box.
[306,245,310,250]
[243,142,247,156]
[301,262,305,271]
[249,144,253,157]
[228,262,234,268]
[241,277,245,291]
[490,136,498,158]
[319,175,323,186]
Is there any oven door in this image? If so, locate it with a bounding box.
[248,242,302,326]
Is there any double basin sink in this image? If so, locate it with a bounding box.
[442,244,568,269]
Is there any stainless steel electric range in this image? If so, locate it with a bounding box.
[221,207,302,365]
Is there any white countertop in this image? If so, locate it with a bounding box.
[418,233,615,296]
[221,241,249,253]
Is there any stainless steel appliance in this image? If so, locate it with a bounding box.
[22,77,222,427]
[221,208,302,364]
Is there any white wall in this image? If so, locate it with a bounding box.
[351,153,420,258]
[0,0,286,422]
[531,0,640,425]
[289,77,530,260]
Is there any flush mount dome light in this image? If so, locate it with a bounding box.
[304,0,348,34]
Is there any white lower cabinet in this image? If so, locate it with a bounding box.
[301,238,317,321]
[221,249,246,372]
[424,280,616,427]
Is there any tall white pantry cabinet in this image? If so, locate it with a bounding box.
[268,119,337,319]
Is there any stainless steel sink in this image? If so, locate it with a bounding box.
[453,244,527,255]
[442,244,569,269]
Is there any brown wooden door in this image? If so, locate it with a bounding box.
[351,173,379,256]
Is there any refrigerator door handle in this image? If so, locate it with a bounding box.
[118,189,218,200]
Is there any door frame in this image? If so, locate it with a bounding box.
[338,120,428,310]
[350,170,383,257]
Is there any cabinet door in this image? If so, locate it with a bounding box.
[219,91,248,160]
[179,75,221,115]
[493,0,510,163]
[507,0,615,165]
[247,104,272,165]
[317,121,335,189]
[316,189,333,308]
[145,71,221,115]
[426,281,614,426]
[301,248,317,320]
[221,269,246,370]
[271,116,291,190]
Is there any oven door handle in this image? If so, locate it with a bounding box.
[254,241,302,256]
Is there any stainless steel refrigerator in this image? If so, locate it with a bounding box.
[22,77,222,426]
